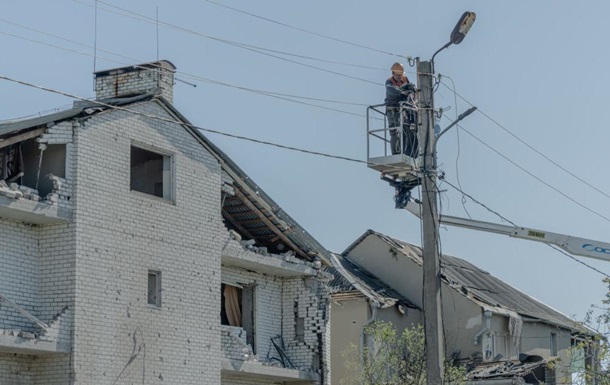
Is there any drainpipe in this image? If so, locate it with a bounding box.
[474,310,492,345]
[360,300,380,366]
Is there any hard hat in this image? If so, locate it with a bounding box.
[391,62,404,75]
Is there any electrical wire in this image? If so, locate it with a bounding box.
[0,27,375,119]
[440,177,610,279]
[0,74,392,168]
[73,0,383,86]
[439,80,610,203]
[0,18,372,107]
[10,19,604,231]
[457,124,610,224]
[437,73,471,219]
[203,0,411,60]
[3,72,608,317]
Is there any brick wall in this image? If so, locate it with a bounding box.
[0,221,40,332]
[0,118,77,383]
[221,264,329,383]
[70,101,223,384]
[95,64,174,103]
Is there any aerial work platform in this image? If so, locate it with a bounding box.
[366,103,419,182]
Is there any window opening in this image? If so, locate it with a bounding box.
[221,283,256,352]
[1,139,66,198]
[130,145,172,200]
[550,332,558,356]
[148,270,162,307]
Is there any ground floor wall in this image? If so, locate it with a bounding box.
[0,353,71,385]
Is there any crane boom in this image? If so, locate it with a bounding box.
[405,201,610,263]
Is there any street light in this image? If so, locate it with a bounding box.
[431,11,477,64]
[418,11,476,385]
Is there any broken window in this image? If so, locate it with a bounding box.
[1,138,66,198]
[148,270,162,307]
[21,141,66,197]
[0,143,23,182]
[130,145,172,200]
[221,283,255,352]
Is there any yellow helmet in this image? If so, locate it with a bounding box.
[391,62,404,75]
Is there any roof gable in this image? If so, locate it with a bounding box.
[348,230,583,331]
[0,93,330,265]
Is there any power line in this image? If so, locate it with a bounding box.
[457,124,610,224]
[0,25,374,119]
[0,17,371,106]
[203,0,410,60]
[5,21,607,229]
[439,79,610,203]
[73,0,383,86]
[3,72,608,279]
[0,74,371,165]
[440,178,610,279]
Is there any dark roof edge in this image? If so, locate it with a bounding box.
[94,60,176,77]
[0,92,157,137]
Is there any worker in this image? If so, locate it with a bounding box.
[385,62,417,156]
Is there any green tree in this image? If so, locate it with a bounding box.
[570,277,610,385]
[341,321,465,385]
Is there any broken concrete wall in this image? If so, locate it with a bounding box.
[221,325,251,361]
[70,101,224,384]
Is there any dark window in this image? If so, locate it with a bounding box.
[148,270,162,307]
[130,146,172,199]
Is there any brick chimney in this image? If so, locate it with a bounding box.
[94,60,176,104]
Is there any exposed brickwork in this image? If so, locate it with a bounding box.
[69,101,224,384]
[95,61,175,103]
[0,221,40,332]
[0,61,329,385]
[221,264,330,383]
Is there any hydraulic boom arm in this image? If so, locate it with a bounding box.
[406,201,610,263]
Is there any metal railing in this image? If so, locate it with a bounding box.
[366,100,418,162]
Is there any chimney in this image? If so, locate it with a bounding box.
[94,60,177,104]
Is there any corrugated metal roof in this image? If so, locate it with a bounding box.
[354,230,583,331]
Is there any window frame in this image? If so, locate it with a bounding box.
[130,142,175,203]
[147,269,162,308]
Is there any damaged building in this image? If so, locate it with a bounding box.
[0,60,332,384]
[329,230,598,385]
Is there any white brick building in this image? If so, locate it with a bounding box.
[0,60,331,385]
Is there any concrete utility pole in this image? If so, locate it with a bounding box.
[417,59,445,385]
[416,12,476,385]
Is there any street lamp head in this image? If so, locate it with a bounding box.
[450,11,476,45]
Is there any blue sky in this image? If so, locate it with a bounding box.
[2,1,609,324]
